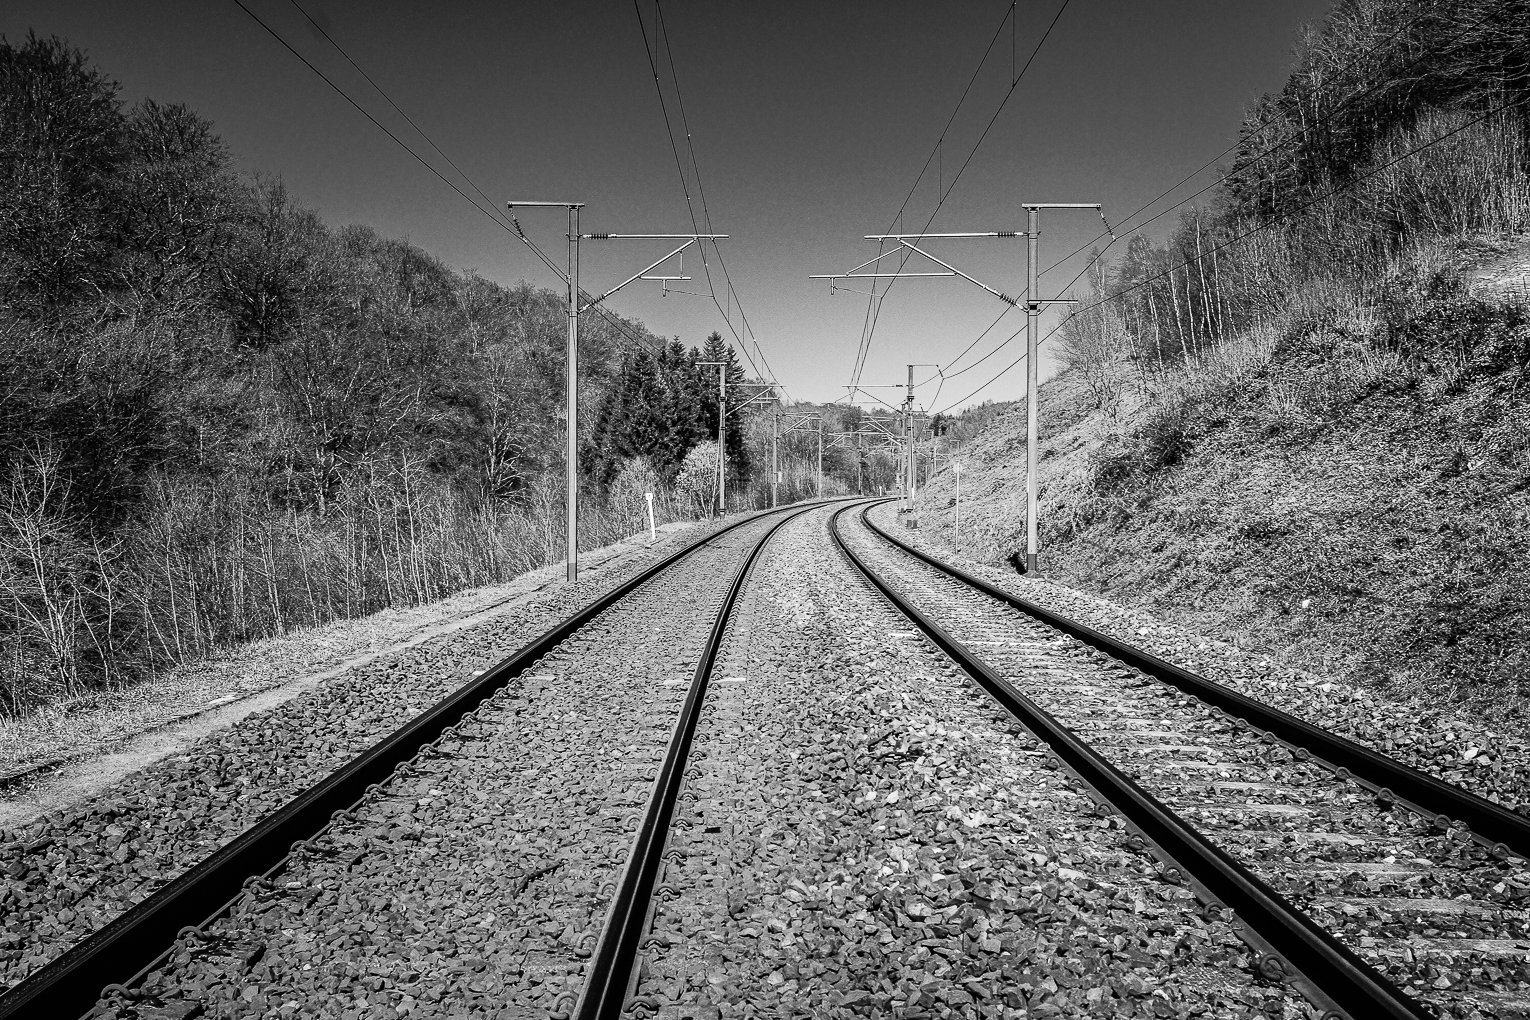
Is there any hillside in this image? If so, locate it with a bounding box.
[914,238,1530,718]
[0,34,798,712]
[908,0,1530,720]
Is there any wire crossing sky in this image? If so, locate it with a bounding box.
[4,0,1333,409]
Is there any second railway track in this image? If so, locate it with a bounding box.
[835,499,1530,1020]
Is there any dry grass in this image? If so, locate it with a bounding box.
[0,519,690,778]
[913,237,1530,720]
[0,459,685,713]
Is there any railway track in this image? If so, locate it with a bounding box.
[834,500,1530,1020]
[0,500,832,1020]
[599,500,1297,1018]
[8,496,1526,1018]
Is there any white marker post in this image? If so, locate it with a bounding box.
[953,463,962,555]
[644,491,656,545]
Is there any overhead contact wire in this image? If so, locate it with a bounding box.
[851,0,1071,396]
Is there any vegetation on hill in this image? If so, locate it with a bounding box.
[0,33,867,711]
[915,0,1530,711]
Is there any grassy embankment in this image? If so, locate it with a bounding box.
[915,238,1530,717]
[912,0,1530,717]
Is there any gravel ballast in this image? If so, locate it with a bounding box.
[875,502,1530,820]
[856,503,1530,1019]
[635,504,1300,1019]
[84,511,795,1019]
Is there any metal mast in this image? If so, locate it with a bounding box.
[566,204,579,582]
[1022,203,1100,573]
[508,204,726,571]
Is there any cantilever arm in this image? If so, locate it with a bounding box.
[726,388,779,417]
[579,239,696,312]
[895,240,1017,306]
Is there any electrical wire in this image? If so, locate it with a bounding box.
[229,0,665,361]
[655,3,779,391]
[850,0,1071,395]
[912,304,1014,387]
[909,0,1503,405]
[284,0,510,231]
[634,0,789,400]
[848,1,1019,390]
[848,1,1018,388]
[932,86,1530,414]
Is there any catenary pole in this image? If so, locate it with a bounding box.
[823,215,1097,570]
[717,364,726,513]
[567,204,579,582]
[510,205,724,578]
[697,361,729,516]
[905,365,915,508]
[1025,205,1039,575]
[771,411,779,508]
[954,461,962,553]
[1021,202,1097,573]
[817,418,824,498]
[508,201,584,581]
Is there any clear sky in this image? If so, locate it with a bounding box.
[3,0,1333,411]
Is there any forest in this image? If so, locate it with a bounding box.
[0,33,878,711]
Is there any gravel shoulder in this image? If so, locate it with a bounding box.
[0,521,697,827]
[874,502,1530,822]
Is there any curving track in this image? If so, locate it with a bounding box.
[584,501,1304,1018]
[835,500,1530,1020]
[6,495,1527,1020]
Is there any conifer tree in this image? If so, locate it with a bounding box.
[694,331,751,487]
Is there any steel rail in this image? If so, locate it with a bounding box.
[573,500,826,1019]
[0,498,848,1020]
[830,503,1426,1020]
[859,507,1530,860]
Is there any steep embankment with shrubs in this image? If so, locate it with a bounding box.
[913,0,1530,715]
[919,249,1530,712]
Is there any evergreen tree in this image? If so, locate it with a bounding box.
[694,331,751,486]
[584,340,709,488]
